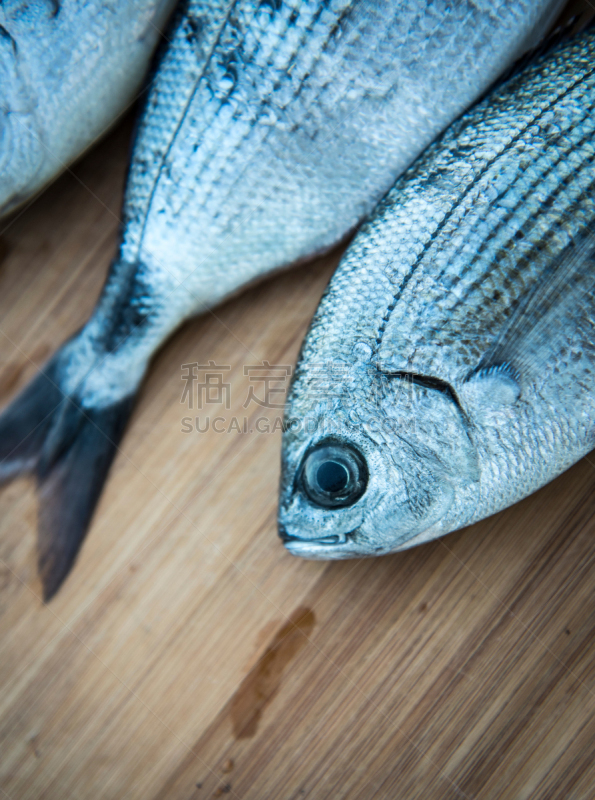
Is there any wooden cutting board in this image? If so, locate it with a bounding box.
[1,11,594,798]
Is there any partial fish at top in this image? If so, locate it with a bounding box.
[278,22,595,559]
[0,0,563,598]
[0,0,178,217]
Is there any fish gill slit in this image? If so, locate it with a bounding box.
[381,370,465,415]
[373,60,595,354]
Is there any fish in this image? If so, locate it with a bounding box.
[0,0,178,217]
[278,22,595,560]
[0,0,564,600]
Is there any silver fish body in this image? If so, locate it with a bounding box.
[0,0,565,599]
[278,24,595,559]
[0,0,177,217]
[67,0,563,407]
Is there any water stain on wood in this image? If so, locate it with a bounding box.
[230,607,315,739]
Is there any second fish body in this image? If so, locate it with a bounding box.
[278,23,595,559]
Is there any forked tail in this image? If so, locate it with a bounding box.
[0,349,136,600]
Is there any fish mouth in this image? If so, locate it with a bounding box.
[279,526,359,558]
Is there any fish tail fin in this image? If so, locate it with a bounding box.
[0,352,136,601]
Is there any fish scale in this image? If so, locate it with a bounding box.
[0,0,564,598]
[279,23,595,561]
[122,0,238,253]
[374,54,595,380]
[417,157,595,355]
[119,0,558,338]
[379,142,595,378]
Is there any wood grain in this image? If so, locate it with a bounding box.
[1,26,595,799]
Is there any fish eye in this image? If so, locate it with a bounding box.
[300,440,368,509]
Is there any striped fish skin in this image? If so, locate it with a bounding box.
[279,26,595,560]
[0,0,177,217]
[0,0,566,599]
[67,0,565,409]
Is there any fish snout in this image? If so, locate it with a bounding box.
[277,518,359,559]
[279,525,349,546]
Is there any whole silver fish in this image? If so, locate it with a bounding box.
[0,0,177,216]
[0,0,563,599]
[278,24,595,559]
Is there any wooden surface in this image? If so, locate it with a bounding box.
[1,94,595,800]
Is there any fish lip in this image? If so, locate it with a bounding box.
[285,533,346,545]
[279,525,357,548]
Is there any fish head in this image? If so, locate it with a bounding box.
[278,363,480,558]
